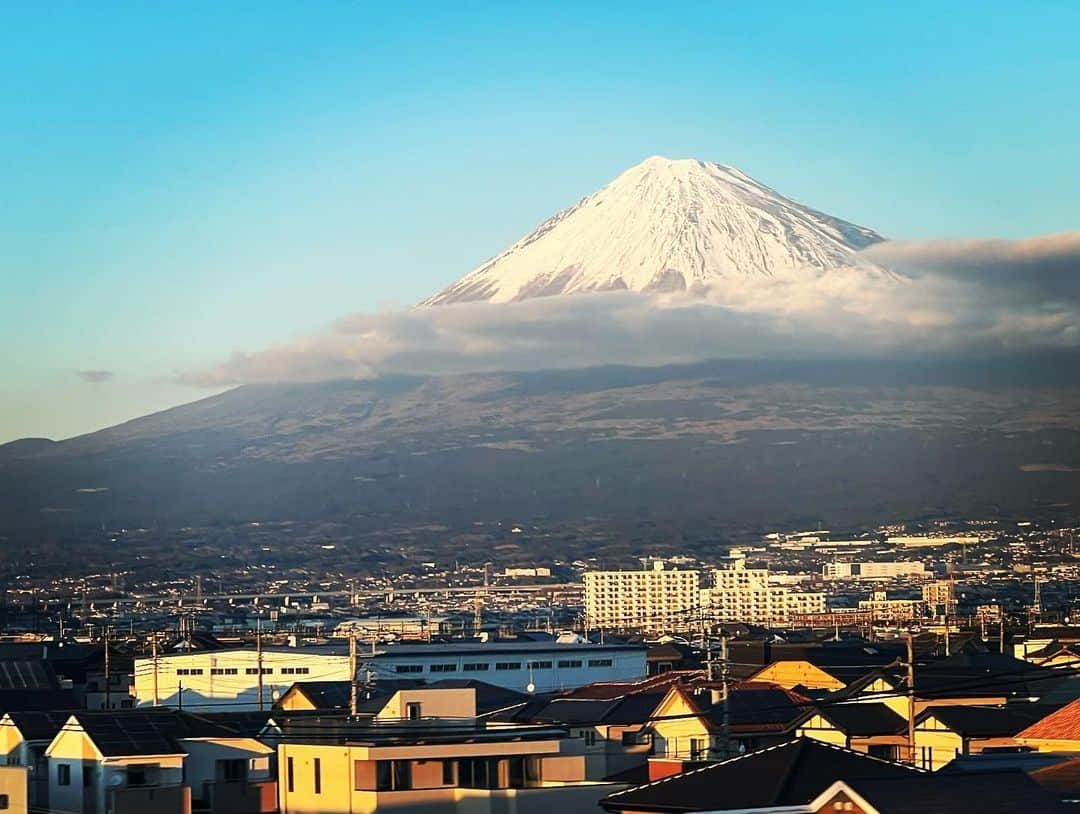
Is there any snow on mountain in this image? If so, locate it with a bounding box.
[422,156,887,305]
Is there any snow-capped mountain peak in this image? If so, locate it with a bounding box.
[422,156,885,305]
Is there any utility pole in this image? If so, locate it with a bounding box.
[151,635,159,707]
[349,632,358,718]
[256,611,264,712]
[103,628,111,711]
[905,630,917,767]
[720,630,730,760]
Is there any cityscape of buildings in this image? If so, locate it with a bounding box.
[0,519,1077,811]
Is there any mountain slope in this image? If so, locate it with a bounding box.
[423,156,885,305]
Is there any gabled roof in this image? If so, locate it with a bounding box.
[813,702,908,736]
[669,684,810,734]
[495,690,666,727]
[600,737,922,812]
[1017,697,1080,741]
[62,710,239,757]
[2,710,74,742]
[0,660,59,690]
[919,704,1060,738]
[837,770,1067,814]
[914,653,1063,700]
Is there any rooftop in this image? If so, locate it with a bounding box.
[601,737,921,812]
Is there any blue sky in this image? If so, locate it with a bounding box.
[2,2,1078,442]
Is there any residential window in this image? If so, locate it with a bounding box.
[463,663,489,672]
[406,702,422,720]
[286,757,294,793]
[557,660,582,668]
[313,757,321,794]
[211,668,238,676]
[506,756,543,788]
[458,758,498,790]
[395,665,423,674]
[495,662,521,671]
[429,663,457,672]
[583,730,598,746]
[588,658,613,668]
[244,667,270,675]
[219,759,246,782]
[375,760,412,791]
[441,760,455,785]
[280,666,310,675]
[57,764,71,786]
[0,793,7,809]
[689,738,707,761]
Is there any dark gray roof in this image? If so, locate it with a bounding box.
[375,641,645,657]
[846,770,1067,813]
[0,660,59,690]
[601,738,921,812]
[0,690,79,714]
[817,702,908,736]
[920,704,1061,738]
[73,710,238,757]
[4,710,74,742]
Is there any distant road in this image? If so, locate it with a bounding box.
[49,582,583,608]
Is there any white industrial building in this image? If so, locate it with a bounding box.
[135,639,647,709]
[364,641,647,693]
[134,644,352,711]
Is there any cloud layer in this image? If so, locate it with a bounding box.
[180,232,1080,387]
[78,370,114,383]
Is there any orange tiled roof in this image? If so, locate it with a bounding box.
[1016,696,1080,740]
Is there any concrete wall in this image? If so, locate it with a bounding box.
[376,689,477,721]
[0,766,28,814]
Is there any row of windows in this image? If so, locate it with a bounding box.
[285,756,544,795]
[395,658,615,673]
[175,665,302,676]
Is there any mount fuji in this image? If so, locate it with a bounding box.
[423,156,887,305]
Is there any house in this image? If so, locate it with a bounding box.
[795,702,908,760]
[913,704,1060,770]
[1017,696,1080,751]
[0,660,79,714]
[276,678,529,719]
[492,689,665,779]
[0,764,27,814]
[44,709,275,814]
[0,711,72,812]
[600,738,922,813]
[276,716,625,814]
[812,771,1067,814]
[647,682,808,764]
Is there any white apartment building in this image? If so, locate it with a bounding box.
[822,561,928,581]
[705,550,825,625]
[584,561,700,633]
